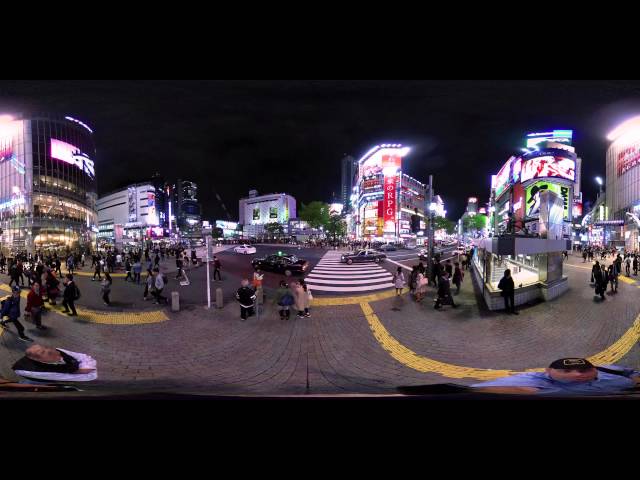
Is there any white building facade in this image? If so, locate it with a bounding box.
[97,183,159,247]
[238,190,296,238]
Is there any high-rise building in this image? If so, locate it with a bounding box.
[0,112,97,253]
[340,155,357,213]
[176,179,202,238]
[151,172,168,229]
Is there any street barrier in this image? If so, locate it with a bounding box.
[171,291,180,312]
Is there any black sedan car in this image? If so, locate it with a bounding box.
[340,249,386,265]
[376,243,397,252]
[251,253,309,276]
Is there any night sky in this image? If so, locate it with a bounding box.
[2,80,640,221]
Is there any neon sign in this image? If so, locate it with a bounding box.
[51,139,95,178]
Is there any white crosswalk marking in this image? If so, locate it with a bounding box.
[303,251,394,293]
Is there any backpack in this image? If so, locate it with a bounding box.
[280,293,295,306]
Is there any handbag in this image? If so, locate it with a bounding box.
[307,290,313,301]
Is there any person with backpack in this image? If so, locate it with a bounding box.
[1,286,33,342]
[61,274,79,316]
[275,280,294,320]
[393,267,405,296]
[101,272,112,306]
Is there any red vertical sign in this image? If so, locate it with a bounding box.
[384,175,396,232]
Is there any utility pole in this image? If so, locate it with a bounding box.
[428,175,434,278]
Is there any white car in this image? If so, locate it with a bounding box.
[234,244,257,255]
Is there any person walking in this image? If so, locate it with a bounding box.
[25,283,46,330]
[235,279,256,320]
[591,261,600,284]
[154,253,160,268]
[634,255,639,276]
[8,262,20,288]
[124,259,133,282]
[67,254,75,275]
[143,269,153,300]
[497,269,517,315]
[409,266,419,297]
[301,279,312,317]
[452,262,464,294]
[0,286,33,342]
[601,264,609,293]
[594,264,606,300]
[54,257,62,277]
[151,269,167,305]
[45,270,60,306]
[213,256,222,281]
[61,274,79,316]
[393,267,405,296]
[275,280,294,320]
[92,258,102,281]
[133,258,142,284]
[582,250,588,263]
[415,270,428,302]
[291,281,306,318]
[434,272,457,309]
[444,260,453,278]
[626,256,631,276]
[101,272,112,306]
[175,255,184,280]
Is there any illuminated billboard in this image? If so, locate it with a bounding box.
[520,155,575,183]
[494,157,513,198]
[383,176,396,232]
[358,145,409,179]
[526,130,573,148]
[51,139,95,178]
[525,181,570,220]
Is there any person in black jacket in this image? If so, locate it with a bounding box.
[434,273,457,309]
[497,269,518,315]
[235,279,256,320]
[0,286,33,342]
[61,274,78,316]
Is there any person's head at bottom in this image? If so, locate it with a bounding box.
[545,358,597,383]
[25,344,60,363]
[503,269,511,278]
[241,279,249,288]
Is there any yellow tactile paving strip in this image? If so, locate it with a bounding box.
[72,271,126,278]
[0,284,168,325]
[359,301,640,380]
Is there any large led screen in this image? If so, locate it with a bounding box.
[525,181,570,220]
[520,155,575,183]
[494,157,513,198]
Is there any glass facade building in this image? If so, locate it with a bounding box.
[0,113,97,254]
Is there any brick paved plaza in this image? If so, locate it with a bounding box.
[1,253,639,396]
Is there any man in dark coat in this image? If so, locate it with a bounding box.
[61,274,79,316]
[497,269,517,314]
[434,273,457,309]
[235,279,256,320]
[0,286,33,342]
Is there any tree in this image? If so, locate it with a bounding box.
[264,222,284,237]
[462,214,488,234]
[299,201,331,229]
[325,214,347,240]
[432,216,455,234]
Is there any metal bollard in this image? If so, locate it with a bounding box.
[171,291,180,312]
[216,287,223,309]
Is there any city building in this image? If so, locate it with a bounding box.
[490,131,581,238]
[605,116,640,249]
[176,179,202,239]
[352,144,421,244]
[0,112,97,253]
[340,154,357,213]
[151,172,169,229]
[238,190,296,239]
[96,182,159,248]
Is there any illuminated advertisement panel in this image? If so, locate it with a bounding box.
[525,181,570,220]
[617,143,640,176]
[572,202,583,218]
[51,139,95,178]
[512,182,526,229]
[526,130,573,148]
[520,155,575,183]
[494,157,513,198]
[383,176,396,232]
